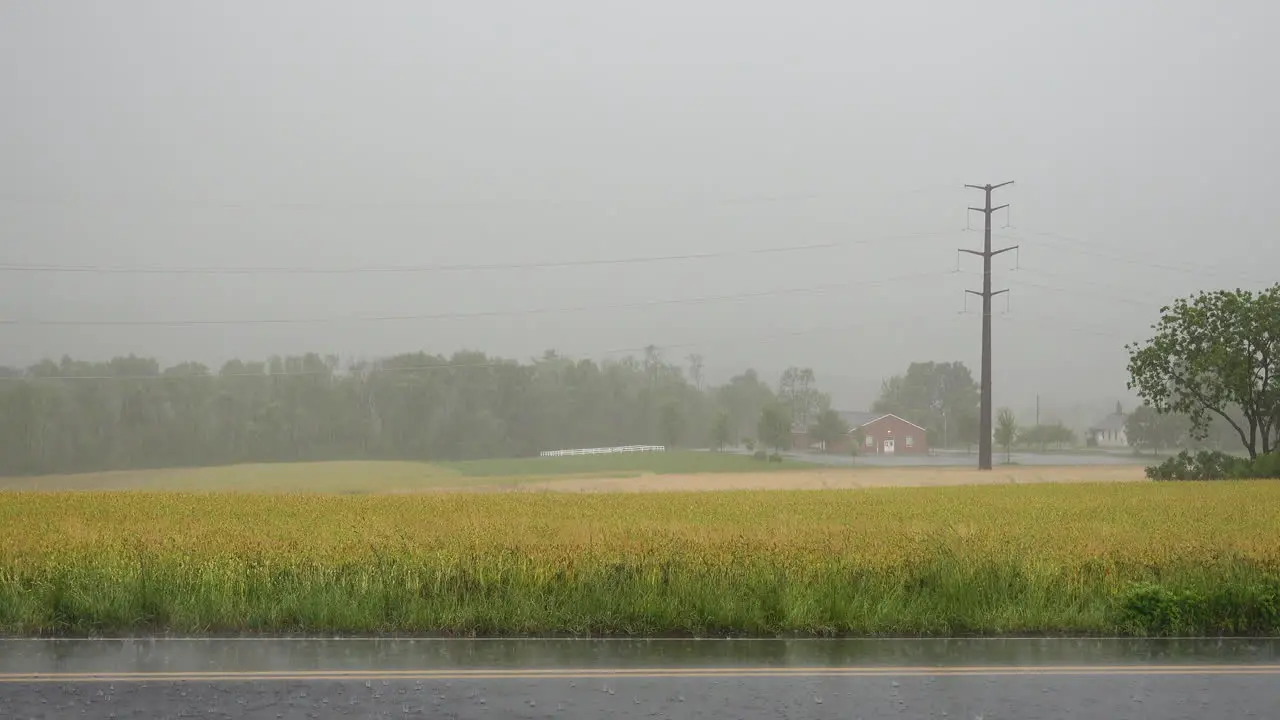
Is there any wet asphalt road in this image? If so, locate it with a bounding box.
[2,637,1278,719]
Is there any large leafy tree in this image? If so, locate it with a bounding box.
[808,408,850,453]
[777,367,829,431]
[709,410,732,451]
[873,361,979,447]
[715,369,776,442]
[658,401,685,449]
[1126,284,1280,459]
[0,347,835,476]
[1018,422,1077,451]
[757,404,793,453]
[994,408,1018,462]
[1124,405,1189,455]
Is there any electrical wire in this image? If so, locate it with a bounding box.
[0,309,962,381]
[2,304,1138,382]
[0,230,956,275]
[952,266,1160,309]
[0,183,955,211]
[0,269,953,327]
[997,229,1275,287]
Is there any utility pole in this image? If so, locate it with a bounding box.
[961,182,1016,470]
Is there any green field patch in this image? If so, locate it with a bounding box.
[0,461,481,493]
[443,451,821,477]
[0,453,819,493]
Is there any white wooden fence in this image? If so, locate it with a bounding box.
[539,445,665,457]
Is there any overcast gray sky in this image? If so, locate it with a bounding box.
[1,0,1276,418]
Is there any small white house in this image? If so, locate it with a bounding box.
[1086,403,1129,448]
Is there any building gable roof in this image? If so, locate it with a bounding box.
[837,411,927,433]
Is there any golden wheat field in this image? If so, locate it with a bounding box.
[3,480,1276,565]
[3,480,1280,636]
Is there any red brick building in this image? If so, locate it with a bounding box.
[848,412,928,455]
[793,411,930,455]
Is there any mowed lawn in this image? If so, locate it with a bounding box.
[3,481,1280,637]
[0,452,821,493]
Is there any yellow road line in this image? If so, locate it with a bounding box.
[3,665,1280,683]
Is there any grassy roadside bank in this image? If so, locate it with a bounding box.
[3,482,1279,637]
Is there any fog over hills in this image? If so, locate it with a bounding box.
[2,0,1276,431]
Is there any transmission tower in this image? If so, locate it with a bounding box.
[961,181,1016,470]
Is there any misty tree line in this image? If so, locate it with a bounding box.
[0,348,801,476]
[7,341,1247,476]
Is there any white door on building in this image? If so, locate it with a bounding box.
[883,438,895,454]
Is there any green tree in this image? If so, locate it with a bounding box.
[686,353,705,391]
[873,361,979,448]
[1019,424,1049,451]
[715,369,776,444]
[0,346,822,476]
[709,410,731,451]
[849,425,866,456]
[1125,404,1190,455]
[1048,422,1077,449]
[1019,422,1077,451]
[777,367,829,431]
[994,408,1018,462]
[757,404,793,453]
[1126,284,1280,459]
[659,402,684,449]
[808,408,850,453]
[1125,405,1159,454]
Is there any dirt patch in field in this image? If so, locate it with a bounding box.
[504,464,1148,493]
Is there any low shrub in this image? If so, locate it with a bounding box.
[1146,449,1280,481]
[1116,580,1280,635]
[1245,451,1280,479]
[752,450,768,462]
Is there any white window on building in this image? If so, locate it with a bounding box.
[865,434,874,448]
[905,435,914,448]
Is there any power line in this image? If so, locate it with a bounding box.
[0,309,959,382]
[960,181,1016,471]
[0,230,955,276]
[953,280,1163,336]
[1004,267,1164,309]
[0,183,955,212]
[0,308,1138,383]
[953,266,1157,309]
[1000,312,1144,339]
[0,269,953,327]
[997,229,1275,286]
[958,255,1263,313]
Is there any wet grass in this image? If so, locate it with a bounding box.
[0,461,474,492]
[2,481,1279,637]
[442,451,820,477]
[0,453,819,493]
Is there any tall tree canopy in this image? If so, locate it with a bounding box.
[994,408,1018,462]
[776,366,829,430]
[715,369,777,442]
[873,361,979,447]
[757,404,793,453]
[808,408,850,453]
[1126,284,1280,459]
[1123,405,1190,454]
[0,350,828,476]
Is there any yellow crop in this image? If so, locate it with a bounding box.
[2,481,1279,635]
